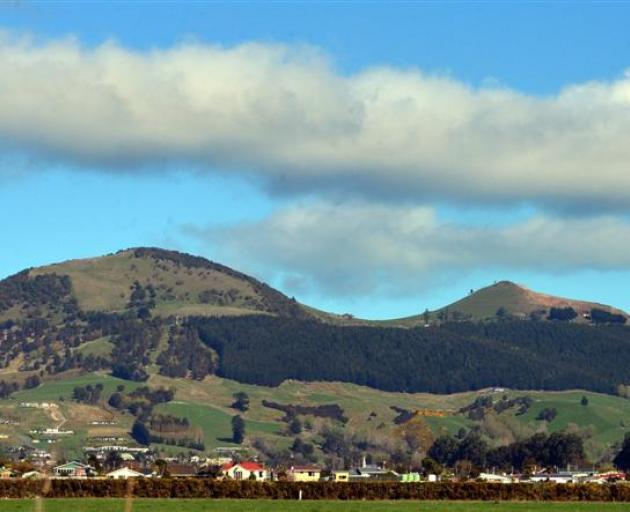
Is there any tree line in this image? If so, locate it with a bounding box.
[192,316,630,394]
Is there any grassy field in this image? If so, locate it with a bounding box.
[2,372,630,461]
[2,500,630,512]
[517,391,630,445]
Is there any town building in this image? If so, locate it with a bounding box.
[331,470,349,482]
[106,467,145,479]
[478,472,516,484]
[221,461,268,481]
[348,464,398,481]
[52,461,95,478]
[288,465,321,482]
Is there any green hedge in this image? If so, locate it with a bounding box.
[0,480,629,501]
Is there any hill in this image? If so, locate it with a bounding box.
[0,248,629,394]
[436,280,627,322]
[383,281,628,326]
[3,248,625,326]
[1,247,630,465]
[26,247,307,319]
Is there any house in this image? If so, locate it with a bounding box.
[288,465,321,482]
[599,472,625,482]
[332,470,349,482]
[0,467,15,478]
[166,463,198,477]
[478,472,515,484]
[22,470,44,479]
[529,471,588,484]
[400,472,422,482]
[52,461,94,478]
[106,467,145,479]
[221,461,268,481]
[348,464,398,481]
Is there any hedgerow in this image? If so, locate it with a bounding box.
[0,480,628,501]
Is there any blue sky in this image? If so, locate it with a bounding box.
[1,1,630,318]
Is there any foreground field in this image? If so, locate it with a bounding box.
[3,500,630,512]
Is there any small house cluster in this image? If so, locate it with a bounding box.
[0,448,626,485]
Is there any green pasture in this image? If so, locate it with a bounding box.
[2,499,630,512]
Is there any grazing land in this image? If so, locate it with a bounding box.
[2,372,630,460]
[2,500,630,512]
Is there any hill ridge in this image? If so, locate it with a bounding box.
[6,246,625,325]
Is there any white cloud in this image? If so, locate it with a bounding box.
[185,202,630,296]
[2,34,630,209]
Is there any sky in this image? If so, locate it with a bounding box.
[1,1,630,318]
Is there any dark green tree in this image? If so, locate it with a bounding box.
[548,307,577,321]
[456,432,489,467]
[289,417,302,435]
[496,307,508,319]
[545,432,585,468]
[231,415,245,444]
[421,456,443,476]
[536,407,558,422]
[613,433,630,471]
[581,395,588,406]
[131,421,151,446]
[108,392,123,409]
[231,392,250,412]
[428,435,459,466]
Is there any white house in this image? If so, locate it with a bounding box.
[52,461,94,478]
[22,470,44,479]
[221,461,268,481]
[530,471,588,484]
[106,467,145,479]
[478,472,515,484]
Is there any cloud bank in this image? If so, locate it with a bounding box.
[2,34,630,209]
[186,202,630,296]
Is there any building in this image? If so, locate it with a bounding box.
[529,471,588,484]
[221,461,268,481]
[106,467,145,479]
[22,470,44,479]
[584,472,626,484]
[52,461,94,478]
[166,463,198,477]
[0,467,16,478]
[288,465,321,482]
[348,464,398,481]
[332,470,349,482]
[400,472,422,482]
[478,472,515,484]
